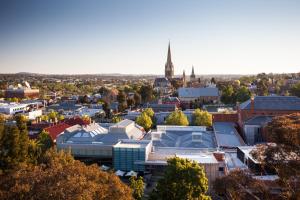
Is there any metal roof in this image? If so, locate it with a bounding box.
[240,96,300,111]
[244,116,273,125]
[178,87,219,98]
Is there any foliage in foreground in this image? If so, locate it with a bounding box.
[0,148,133,200]
[150,157,211,200]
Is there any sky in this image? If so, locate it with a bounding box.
[0,0,300,75]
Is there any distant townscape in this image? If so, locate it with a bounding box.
[0,43,299,200]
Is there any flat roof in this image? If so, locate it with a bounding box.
[114,140,151,148]
[213,122,245,148]
[177,154,219,164]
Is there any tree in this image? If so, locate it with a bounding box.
[256,79,269,96]
[136,112,152,132]
[252,113,300,199]
[151,157,210,200]
[165,110,189,126]
[48,110,58,122]
[236,86,251,103]
[143,108,155,119]
[112,116,122,123]
[130,176,144,200]
[127,98,135,108]
[211,77,216,84]
[139,85,153,103]
[37,130,54,154]
[133,92,141,107]
[213,169,271,200]
[0,125,23,170]
[290,82,300,97]
[192,109,212,126]
[102,100,111,118]
[221,85,235,104]
[0,148,133,200]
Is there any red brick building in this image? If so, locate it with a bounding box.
[5,88,40,99]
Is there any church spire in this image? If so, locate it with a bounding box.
[167,41,172,64]
[165,41,174,79]
[190,66,196,81]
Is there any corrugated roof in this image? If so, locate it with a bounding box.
[240,96,300,110]
[244,116,273,125]
[178,87,219,98]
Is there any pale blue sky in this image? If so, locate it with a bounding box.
[0,0,300,75]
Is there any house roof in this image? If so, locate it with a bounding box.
[240,96,300,111]
[244,116,273,126]
[178,87,219,98]
[45,123,72,141]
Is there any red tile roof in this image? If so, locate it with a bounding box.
[44,122,71,141]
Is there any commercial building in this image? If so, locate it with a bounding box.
[5,88,39,99]
[57,119,145,159]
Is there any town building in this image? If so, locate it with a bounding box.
[238,96,300,144]
[56,119,145,159]
[178,87,219,105]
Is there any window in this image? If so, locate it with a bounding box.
[218,167,224,172]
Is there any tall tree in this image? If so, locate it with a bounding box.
[130,176,144,200]
[139,85,153,103]
[133,92,142,107]
[151,157,211,200]
[192,109,212,126]
[136,112,152,132]
[290,82,300,97]
[37,130,54,154]
[165,110,189,126]
[236,86,251,103]
[221,85,235,104]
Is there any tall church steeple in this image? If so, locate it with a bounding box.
[190,66,196,81]
[165,42,174,79]
[183,70,186,87]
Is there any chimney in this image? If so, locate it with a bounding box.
[250,97,254,114]
[213,151,225,162]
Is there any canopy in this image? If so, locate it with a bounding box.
[115,170,125,176]
[101,165,110,171]
[125,170,137,177]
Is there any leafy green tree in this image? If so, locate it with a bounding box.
[290,82,300,97]
[151,157,210,200]
[112,116,122,123]
[37,130,54,154]
[58,115,65,121]
[0,125,22,170]
[143,108,155,119]
[130,176,144,200]
[27,139,42,164]
[136,112,152,132]
[256,79,269,96]
[48,110,58,122]
[221,85,235,104]
[192,109,212,126]
[236,86,251,103]
[165,110,189,126]
[15,115,29,163]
